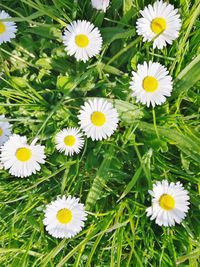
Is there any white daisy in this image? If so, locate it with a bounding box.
[78,98,119,141]
[130,61,172,107]
[136,0,181,49]
[0,10,17,45]
[0,134,46,177]
[146,180,190,227]
[0,115,12,147]
[55,127,84,156]
[43,195,87,239]
[91,0,110,12]
[63,20,103,62]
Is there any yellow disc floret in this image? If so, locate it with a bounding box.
[159,194,175,211]
[0,22,6,34]
[0,127,3,136]
[75,34,89,48]
[57,208,72,224]
[151,17,167,34]
[91,111,106,126]
[143,76,158,92]
[15,147,32,162]
[64,135,76,147]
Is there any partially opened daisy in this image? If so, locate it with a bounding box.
[130,61,172,107]
[0,134,46,177]
[146,180,190,227]
[0,10,17,45]
[43,195,87,238]
[136,0,181,49]
[0,115,12,147]
[91,0,110,12]
[55,127,84,156]
[63,20,103,62]
[78,98,119,141]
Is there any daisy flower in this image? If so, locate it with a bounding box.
[43,195,87,239]
[0,10,17,45]
[0,115,12,147]
[0,134,46,177]
[130,61,173,107]
[55,127,84,156]
[146,180,190,227]
[78,98,119,141]
[136,0,181,49]
[63,20,103,62]
[91,0,110,12]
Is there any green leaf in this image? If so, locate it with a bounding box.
[86,146,114,210]
[172,54,200,98]
[101,27,135,44]
[118,166,142,201]
[111,99,144,122]
[56,76,71,90]
[36,58,52,70]
[138,122,200,163]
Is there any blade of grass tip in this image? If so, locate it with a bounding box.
[118,166,142,202]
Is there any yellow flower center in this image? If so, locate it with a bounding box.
[151,17,167,34]
[0,22,6,34]
[75,34,89,48]
[64,135,76,147]
[143,76,158,92]
[91,111,106,126]
[57,208,72,224]
[159,194,175,211]
[0,127,3,136]
[15,147,32,162]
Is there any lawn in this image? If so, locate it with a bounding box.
[0,0,200,266]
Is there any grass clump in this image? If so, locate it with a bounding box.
[0,0,200,266]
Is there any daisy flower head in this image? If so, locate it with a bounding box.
[0,115,12,147]
[78,98,119,141]
[55,127,84,156]
[0,10,17,45]
[63,20,103,62]
[0,134,46,177]
[130,61,173,107]
[136,0,181,49]
[43,195,87,239]
[91,0,110,12]
[146,180,190,227]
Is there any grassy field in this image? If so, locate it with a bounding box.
[0,0,200,266]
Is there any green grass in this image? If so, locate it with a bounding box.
[0,0,200,266]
